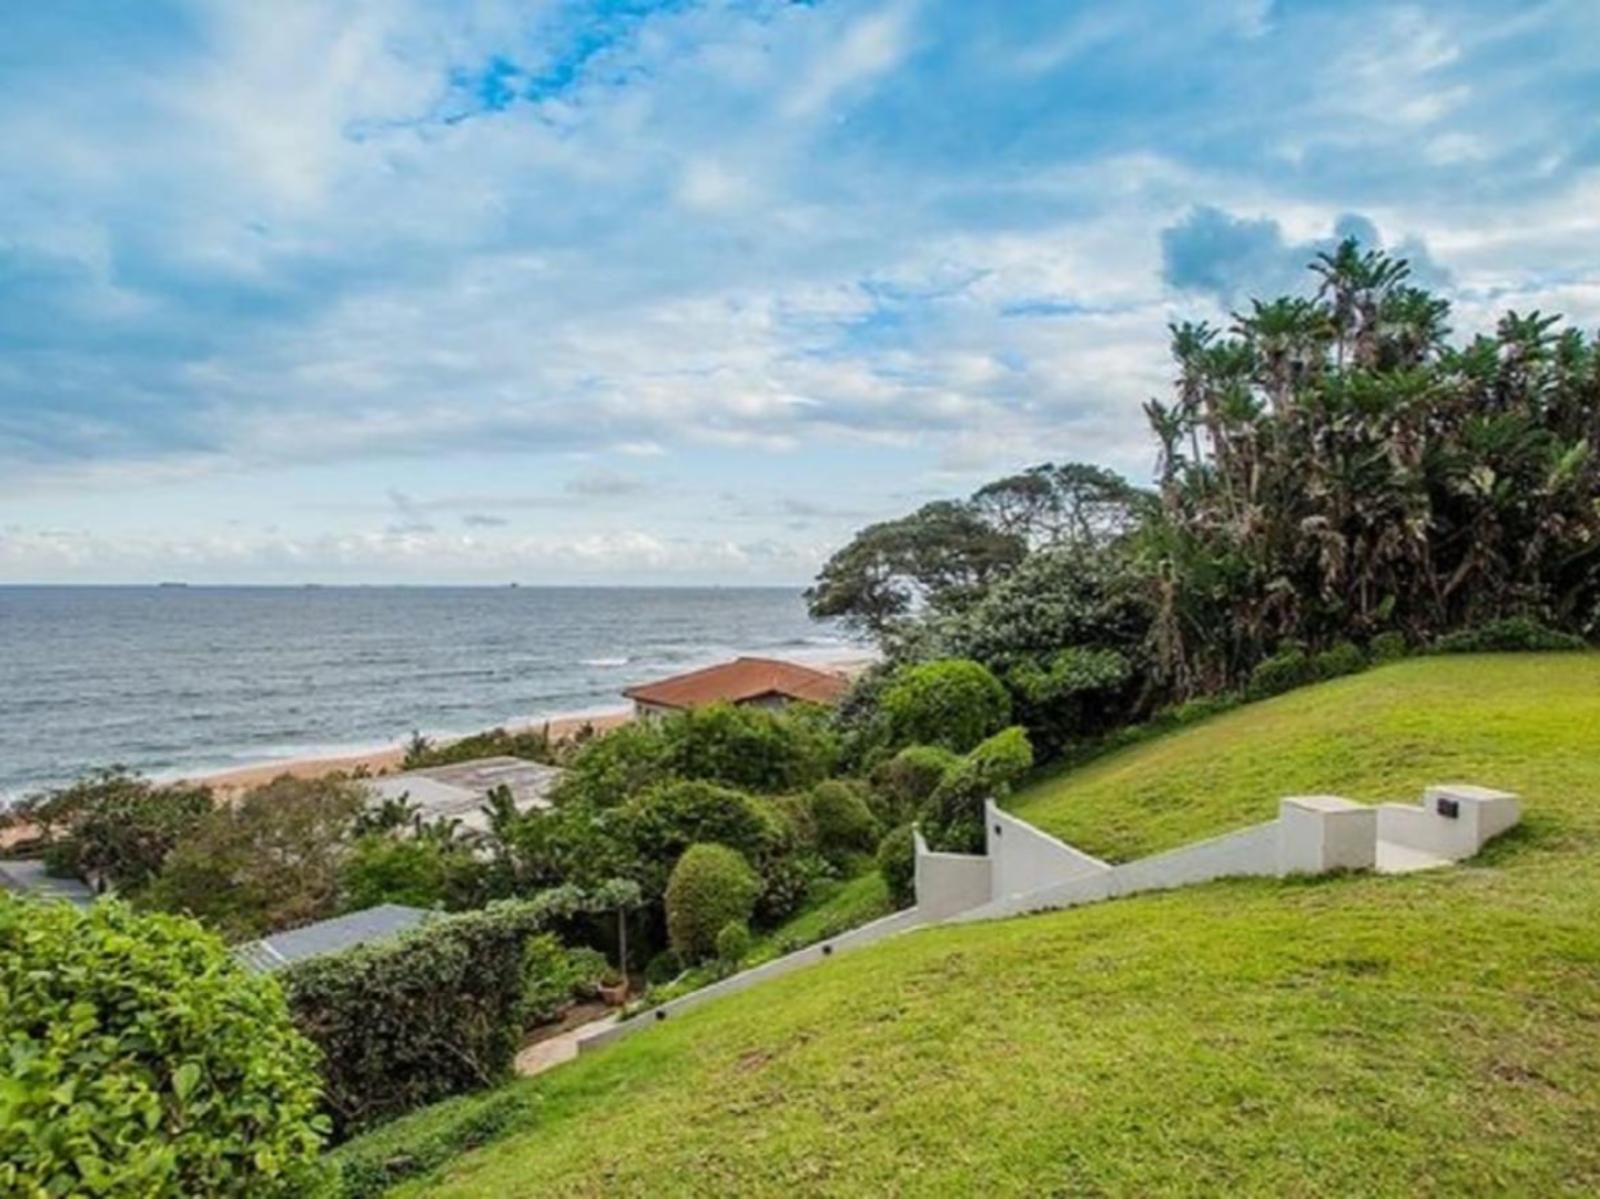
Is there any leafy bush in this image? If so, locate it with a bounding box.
[565,946,610,999]
[664,844,761,963]
[1431,616,1587,654]
[1369,631,1409,662]
[9,768,213,893]
[1245,647,1317,700]
[282,887,606,1136]
[715,919,752,968]
[551,720,673,808]
[404,725,557,769]
[922,726,1035,853]
[1003,645,1136,751]
[771,792,820,847]
[1313,640,1367,680]
[518,933,580,1028]
[807,780,880,861]
[644,949,683,986]
[663,702,839,794]
[881,659,1012,754]
[1165,694,1240,725]
[339,833,482,913]
[876,825,917,909]
[870,744,960,827]
[0,895,328,1197]
[141,776,367,942]
[328,1085,539,1199]
[621,779,789,900]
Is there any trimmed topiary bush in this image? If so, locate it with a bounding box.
[1246,647,1317,700]
[876,824,917,909]
[871,744,960,826]
[807,780,880,861]
[1369,631,1409,662]
[1313,640,1367,680]
[665,844,761,963]
[621,779,789,899]
[715,919,752,969]
[1431,616,1586,654]
[881,659,1012,754]
[0,894,329,1197]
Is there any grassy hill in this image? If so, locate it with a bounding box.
[365,654,1600,1196]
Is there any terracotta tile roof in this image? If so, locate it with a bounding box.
[623,656,849,711]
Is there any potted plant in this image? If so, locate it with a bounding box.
[598,968,628,1006]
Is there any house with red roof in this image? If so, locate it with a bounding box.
[622,656,850,719]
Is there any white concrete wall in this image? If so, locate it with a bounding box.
[1277,795,1378,875]
[1110,820,1281,894]
[1378,784,1520,862]
[577,906,924,1053]
[985,800,1110,902]
[913,830,992,921]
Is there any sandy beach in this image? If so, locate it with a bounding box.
[185,651,877,797]
[185,708,636,797]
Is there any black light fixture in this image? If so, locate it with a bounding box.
[1436,796,1461,819]
[655,1009,667,1022]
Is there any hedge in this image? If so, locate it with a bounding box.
[281,888,604,1138]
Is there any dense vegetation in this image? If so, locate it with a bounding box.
[812,240,1600,749]
[0,896,328,1197]
[357,655,1600,1196]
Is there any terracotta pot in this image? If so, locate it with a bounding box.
[598,980,628,1006]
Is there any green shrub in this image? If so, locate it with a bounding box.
[922,726,1035,853]
[404,725,557,770]
[1431,616,1586,654]
[339,833,460,912]
[518,933,578,1029]
[1164,694,1240,725]
[1369,630,1409,662]
[564,946,610,999]
[715,919,752,968]
[870,744,960,826]
[663,702,840,794]
[1313,640,1367,680]
[665,844,761,963]
[644,948,683,986]
[807,780,881,860]
[876,825,917,909]
[1246,647,1317,700]
[0,895,328,1197]
[881,659,1012,753]
[10,768,213,893]
[771,792,819,848]
[328,1085,539,1199]
[621,779,789,899]
[282,887,606,1136]
[550,720,673,808]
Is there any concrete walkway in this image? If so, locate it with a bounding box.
[515,1010,619,1077]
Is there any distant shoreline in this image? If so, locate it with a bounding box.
[181,651,876,796]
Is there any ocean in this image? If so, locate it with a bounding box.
[0,586,857,801]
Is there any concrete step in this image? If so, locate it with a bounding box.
[1374,839,1451,875]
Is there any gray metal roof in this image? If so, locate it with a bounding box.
[0,858,96,906]
[234,903,433,973]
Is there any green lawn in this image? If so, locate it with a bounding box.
[746,868,890,965]
[370,654,1600,1196]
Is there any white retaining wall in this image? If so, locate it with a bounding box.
[1377,784,1520,862]
[577,906,924,1053]
[576,782,1521,1057]
[985,801,1110,902]
[913,830,992,921]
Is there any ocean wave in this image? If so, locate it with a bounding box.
[580,656,631,667]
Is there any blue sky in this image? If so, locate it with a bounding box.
[2,0,1597,584]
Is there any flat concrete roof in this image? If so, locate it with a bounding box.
[234,903,433,973]
[369,755,562,833]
